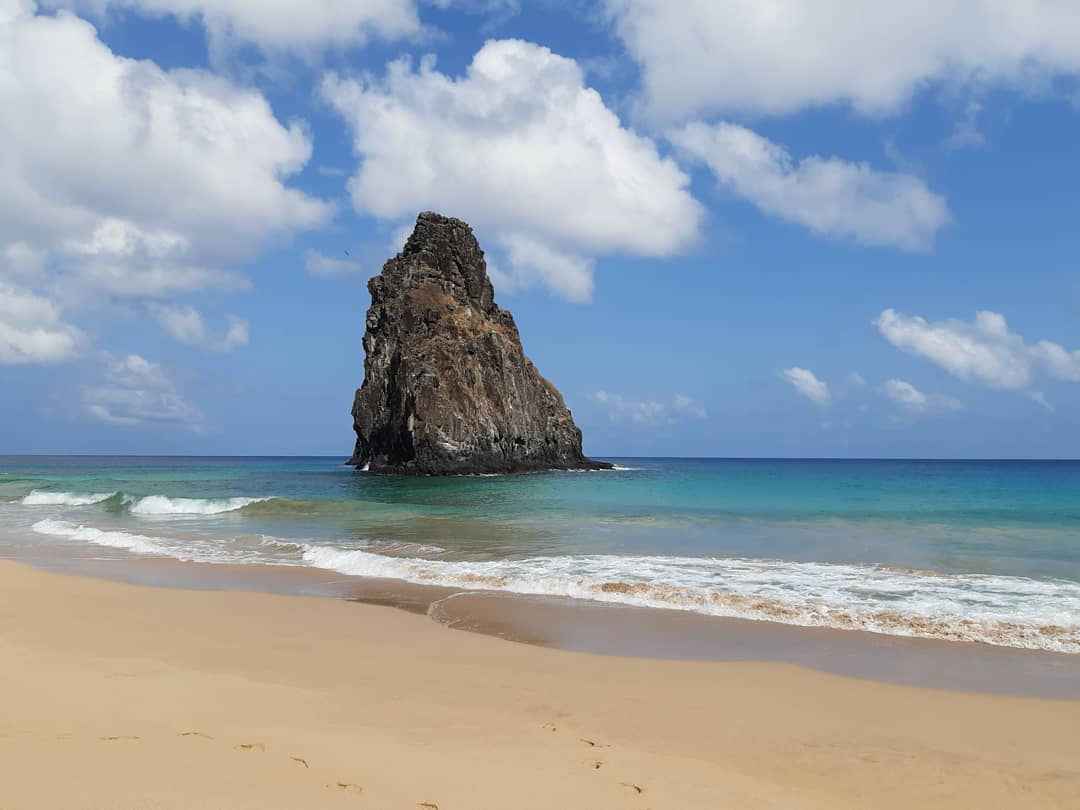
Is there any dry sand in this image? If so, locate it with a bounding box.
[1,559,1078,809]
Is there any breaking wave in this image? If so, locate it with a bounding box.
[126,495,269,516]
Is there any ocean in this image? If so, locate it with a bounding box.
[1,456,1079,654]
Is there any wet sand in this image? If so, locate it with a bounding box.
[3,558,1080,808]
[10,547,1080,699]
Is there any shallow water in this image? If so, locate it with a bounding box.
[2,456,1079,653]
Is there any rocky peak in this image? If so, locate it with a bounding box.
[349,211,611,475]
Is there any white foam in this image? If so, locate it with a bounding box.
[22,490,117,506]
[127,495,269,516]
[298,547,1080,653]
[32,519,174,556]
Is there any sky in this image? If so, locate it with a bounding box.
[3,1,1080,459]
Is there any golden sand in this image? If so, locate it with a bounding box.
[2,559,1078,809]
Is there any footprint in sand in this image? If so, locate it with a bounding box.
[585,759,603,770]
[234,742,266,753]
[579,738,611,749]
[177,731,214,740]
[416,803,439,809]
[619,782,645,794]
[329,782,363,794]
[99,735,140,742]
[542,722,558,732]
[290,756,309,769]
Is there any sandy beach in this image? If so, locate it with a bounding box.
[2,560,1078,809]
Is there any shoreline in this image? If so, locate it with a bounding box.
[2,558,1080,808]
[8,547,1080,699]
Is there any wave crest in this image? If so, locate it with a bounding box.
[127,495,269,516]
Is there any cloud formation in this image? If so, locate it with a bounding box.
[323,39,702,301]
[42,0,422,55]
[0,280,84,365]
[304,250,364,279]
[875,309,1080,390]
[882,378,964,415]
[0,2,329,367]
[1026,391,1055,412]
[84,354,202,429]
[670,122,949,250]
[153,305,249,352]
[782,367,830,404]
[591,391,707,425]
[604,0,1080,120]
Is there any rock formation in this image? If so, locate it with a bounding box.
[349,212,611,475]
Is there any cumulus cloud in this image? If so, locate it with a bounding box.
[84,353,202,429]
[304,249,364,279]
[604,0,1080,121]
[670,122,949,250]
[874,309,1080,390]
[0,2,330,355]
[322,39,703,301]
[782,367,830,404]
[42,0,422,55]
[882,378,964,415]
[152,305,249,352]
[0,280,84,364]
[591,391,707,425]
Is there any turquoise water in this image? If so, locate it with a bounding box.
[2,456,1079,651]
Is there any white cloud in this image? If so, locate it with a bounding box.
[604,0,1080,121]
[875,309,1080,390]
[670,121,949,250]
[153,304,249,352]
[304,249,364,279]
[322,39,703,301]
[84,353,202,429]
[0,280,84,364]
[1030,340,1080,382]
[0,2,330,331]
[492,235,595,303]
[43,0,422,55]
[591,390,707,425]
[782,367,830,404]
[882,378,964,415]
[1026,391,1055,412]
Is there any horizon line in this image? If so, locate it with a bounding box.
[4,454,1080,463]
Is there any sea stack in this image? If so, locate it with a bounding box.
[349,212,612,475]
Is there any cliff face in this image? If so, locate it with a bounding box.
[349,212,611,475]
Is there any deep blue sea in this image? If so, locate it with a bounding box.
[2,456,1079,652]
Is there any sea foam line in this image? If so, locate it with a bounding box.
[26,513,1080,653]
[32,519,175,557]
[298,546,1080,654]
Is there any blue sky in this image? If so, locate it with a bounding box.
[3,0,1080,458]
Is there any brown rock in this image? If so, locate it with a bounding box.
[348,212,611,475]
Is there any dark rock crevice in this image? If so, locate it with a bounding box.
[348,211,612,475]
